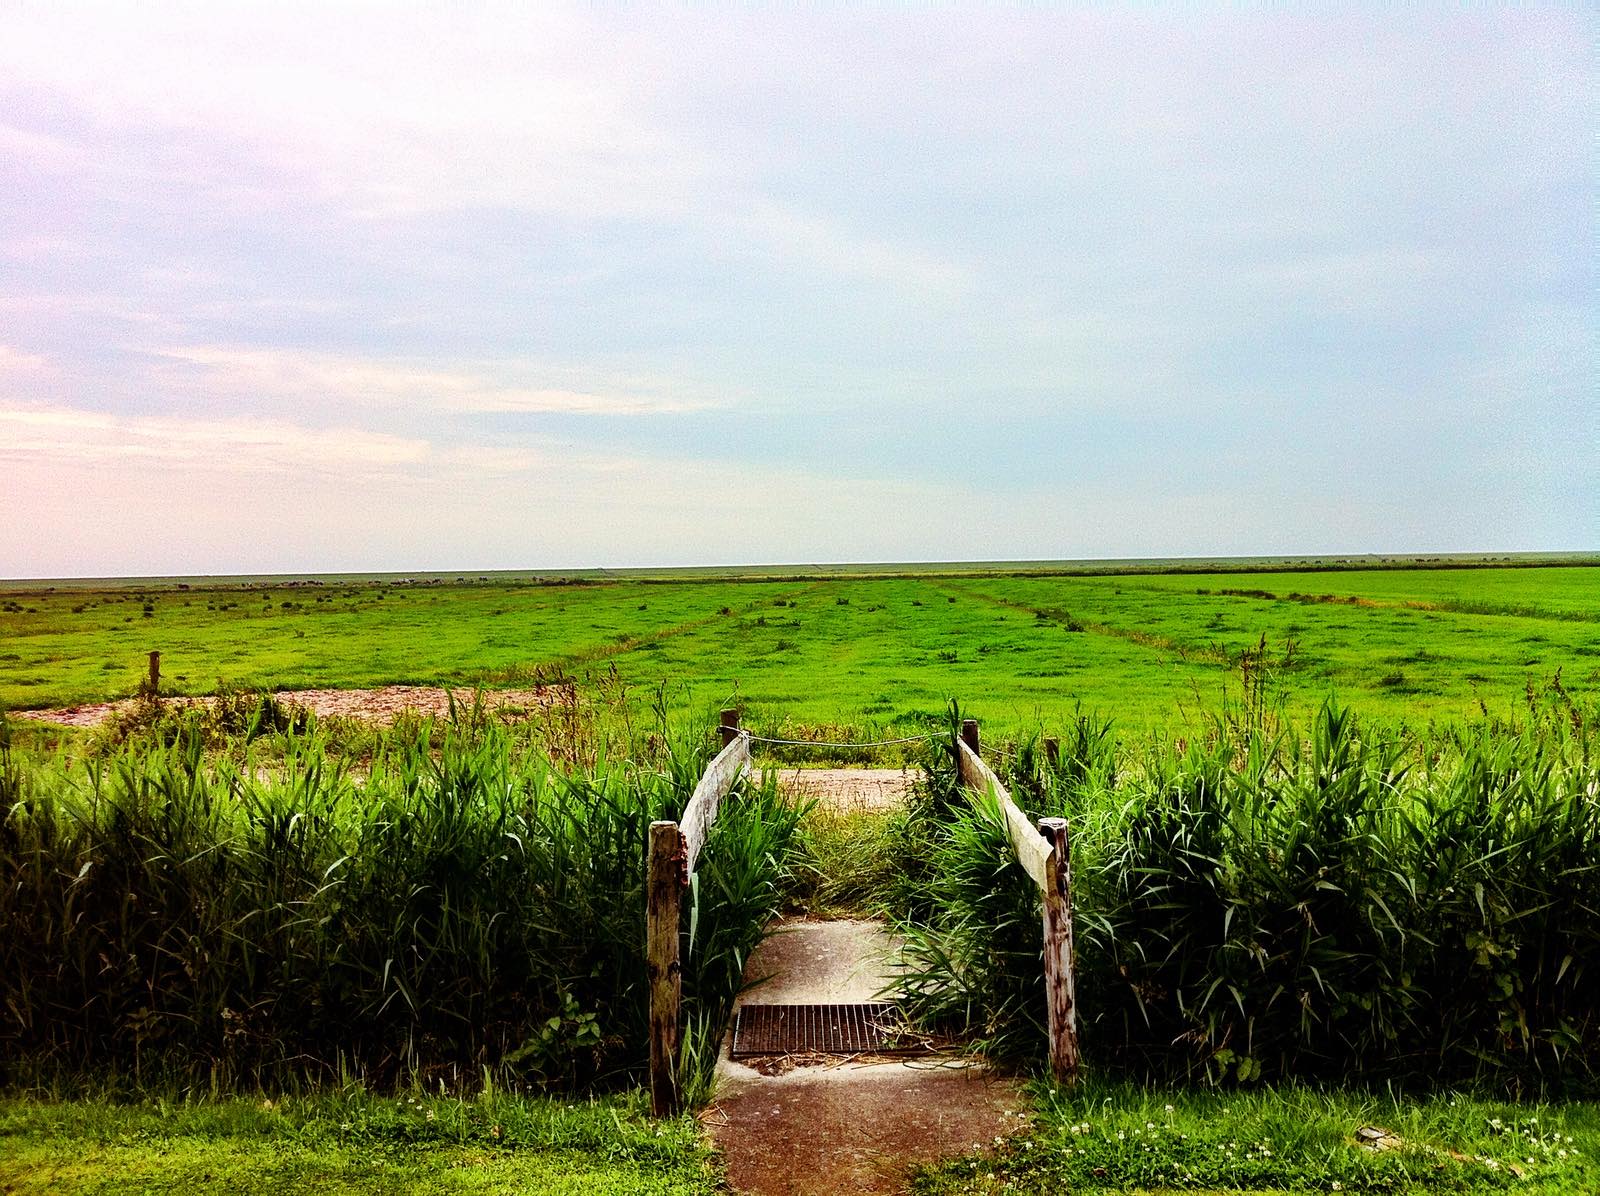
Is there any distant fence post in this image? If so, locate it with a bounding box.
[1037,816,1080,1084]
[647,820,685,1116]
[146,651,161,694]
[960,718,980,757]
[719,708,741,748]
[1043,736,1060,769]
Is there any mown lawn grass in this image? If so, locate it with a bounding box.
[3,564,1596,738]
[0,1090,714,1195]
[914,1081,1600,1195]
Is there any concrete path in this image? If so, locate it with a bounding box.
[708,918,1025,1195]
[772,768,915,813]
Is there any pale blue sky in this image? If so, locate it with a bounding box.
[0,5,1592,576]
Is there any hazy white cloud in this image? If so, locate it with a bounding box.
[737,203,969,295]
[0,122,87,173]
[147,347,721,416]
[0,402,432,478]
[0,6,701,220]
[0,345,51,376]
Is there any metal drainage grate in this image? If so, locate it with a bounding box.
[730,1002,916,1058]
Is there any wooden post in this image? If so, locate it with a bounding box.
[1043,736,1060,769]
[647,821,685,1116]
[146,651,161,694]
[719,708,741,748]
[1037,817,1080,1084]
[960,718,980,757]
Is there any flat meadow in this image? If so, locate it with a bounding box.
[2,557,1596,738]
[3,557,1598,1195]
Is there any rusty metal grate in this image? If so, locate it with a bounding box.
[730,1002,917,1058]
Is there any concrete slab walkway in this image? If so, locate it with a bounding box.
[773,768,916,813]
[708,918,1025,1195]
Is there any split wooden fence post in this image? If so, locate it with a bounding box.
[1036,816,1080,1084]
[647,820,685,1116]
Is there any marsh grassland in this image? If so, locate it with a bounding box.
[3,558,1596,737]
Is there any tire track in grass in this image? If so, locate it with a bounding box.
[487,582,826,683]
[938,583,1233,667]
[1198,586,1600,624]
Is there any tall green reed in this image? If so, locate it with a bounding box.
[894,699,1600,1092]
[0,711,799,1096]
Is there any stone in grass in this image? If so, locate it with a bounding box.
[1355,1125,1404,1151]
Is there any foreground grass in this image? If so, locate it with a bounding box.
[8,1083,1592,1196]
[0,1089,715,1195]
[915,1081,1599,1195]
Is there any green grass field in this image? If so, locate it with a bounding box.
[0,1091,713,1195]
[3,560,1595,736]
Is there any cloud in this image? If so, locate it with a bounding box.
[0,403,432,479]
[0,345,51,376]
[147,347,720,417]
[0,7,703,222]
[737,202,968,294]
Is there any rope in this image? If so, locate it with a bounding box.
[742,732,937,749]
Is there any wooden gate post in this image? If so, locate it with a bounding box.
[960,718,980,756]
[719,708,741,748]
[647,820,685,1115]
[1037,816,1080,1084]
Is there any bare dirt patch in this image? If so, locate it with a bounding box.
[15,684,573,729]
[708,1059,1023,1195]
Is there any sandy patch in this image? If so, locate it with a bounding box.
[15,684,573,728]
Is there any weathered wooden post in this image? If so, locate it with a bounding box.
[146,651,161,694]
[1043,736,1060,769]
[1037,816,1080,1084]
[647,820,685,1116]
[719,708,741,748]
[960,718,980,757]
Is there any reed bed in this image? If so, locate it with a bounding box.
[896,698,1600,1091]
[0,713,800,1094]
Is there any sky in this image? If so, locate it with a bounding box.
[0,4,1593,577]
